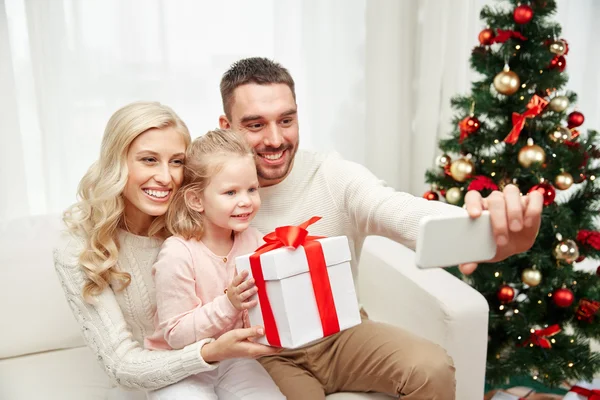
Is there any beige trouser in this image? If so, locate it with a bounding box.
[259,312,456,400]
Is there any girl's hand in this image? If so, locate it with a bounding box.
[226,270,258,311]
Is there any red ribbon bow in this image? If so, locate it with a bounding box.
[576,299,600,323]
[491,29,527,44]
[504,95,549,144]
[570,385,600,400]
[522,324,561,348]
[249,216,340,347]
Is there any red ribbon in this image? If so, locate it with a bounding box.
[491,29,527,43]
[522,324,561,348]
[249,216,340,347]
[504,95,549,144]
[576,299,600,323]
[569,385,600,400]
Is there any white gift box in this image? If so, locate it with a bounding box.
[564,378,600,399]
[236,236,362,348]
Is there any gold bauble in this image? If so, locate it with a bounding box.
[553,239,579,263]
[549,96,569,112]
[548,126,572,143]
[436,154,451,168]
[518,144,546,168]
[445,187,463,205]
[549,40,567,56]
[493,69,520,95]
[449,158,474,182]
[554,172,574,190]
[521,268,542,287]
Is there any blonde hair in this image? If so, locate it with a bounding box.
[64,101,191,301]
[166,128,254,240]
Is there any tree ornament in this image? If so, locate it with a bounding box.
[458,116,481,142]
[493,65,520,96]
[554,172,574,190]
[549,55,566,72]
[521,268,542,287]
[449,158,474,182]
[423,190,439,201]
[518,140,546,167]
[575,299,600,323]
[548,126,572,143]
[573,173,586,184]
[570,129,580,140]
[497,285,515,303]
[549,40,567,56]
[478,28,495,45]
[549,95,569,112]
[436,154,451,168]
[513,4,534,24]
[467,176,498,192]
[445,187,463,205]
[552,288,574,308]
[498,177,517,191]
[567,111,585,128]
[529,182,556,206]
[553,239,580,263]
[576,230,600,250]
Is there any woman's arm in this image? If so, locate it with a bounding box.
[53,235,217,391]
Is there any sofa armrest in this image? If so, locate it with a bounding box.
[357,236,489,400]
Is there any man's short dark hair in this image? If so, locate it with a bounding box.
[220,57,296,119]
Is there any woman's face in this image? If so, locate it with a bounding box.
[122,126,187,234]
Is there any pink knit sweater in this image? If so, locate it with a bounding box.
[144,227,263,350]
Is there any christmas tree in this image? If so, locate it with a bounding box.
[424,0,600,388]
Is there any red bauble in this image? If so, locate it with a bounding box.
[478,28,495,45]
[553,288,575,308]
[423,191,439,201]
[497,285,515,303]
[467,176,499,192]
[529,183,556,206]
[567,111,585,128]
[549,55,566,72]
[513,4,534,24]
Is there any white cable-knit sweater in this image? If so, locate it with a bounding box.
[53,230,217,391]
[252,149,461,283]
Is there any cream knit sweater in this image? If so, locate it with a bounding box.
[53,230,217,391]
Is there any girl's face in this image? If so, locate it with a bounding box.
[122,126,187,234]
[199,155,261,236]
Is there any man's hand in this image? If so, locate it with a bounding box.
[226,270,258,311]
[459,184,544,274]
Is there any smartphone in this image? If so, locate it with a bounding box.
[415,210,497,268]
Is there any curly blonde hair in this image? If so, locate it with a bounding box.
[64,101,191,301]
[166,129,254,240]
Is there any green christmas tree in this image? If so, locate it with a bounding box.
[424,0,600,388]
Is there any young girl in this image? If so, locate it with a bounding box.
[144,129,285,400]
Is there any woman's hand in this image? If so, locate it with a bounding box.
[200,326,282,363]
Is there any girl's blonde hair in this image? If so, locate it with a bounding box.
[64,101,191,301]
[166,128,254,240]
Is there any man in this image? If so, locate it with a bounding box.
[218,57,543,399]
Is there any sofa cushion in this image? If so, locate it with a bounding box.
[0,214,84,359]
[0,346,111,400]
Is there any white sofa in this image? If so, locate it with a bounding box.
[0,214,489,400]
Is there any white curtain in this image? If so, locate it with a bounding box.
[2,0,599,221]
[0,0,366,221]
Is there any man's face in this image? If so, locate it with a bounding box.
[220,83,299,187]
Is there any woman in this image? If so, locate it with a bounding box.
[53,101,279,395]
